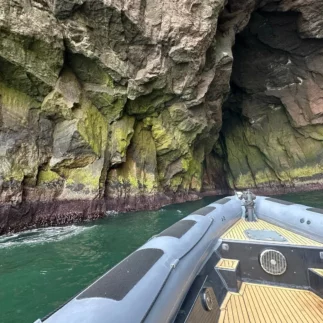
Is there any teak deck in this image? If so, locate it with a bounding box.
[221,219,323,247]
[219,283,323,323]
[216,258,239,270]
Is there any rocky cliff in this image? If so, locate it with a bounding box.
[1,0,323,233]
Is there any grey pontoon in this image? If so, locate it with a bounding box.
[36,192,323,322]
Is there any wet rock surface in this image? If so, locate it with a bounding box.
[222,9,323,193]
[1,0,323,233]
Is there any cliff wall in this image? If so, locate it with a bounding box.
[1,0,323,233]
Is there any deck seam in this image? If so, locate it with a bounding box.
[221,219,323,247]
[219,283,323,323]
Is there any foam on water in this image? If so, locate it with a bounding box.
[0,225,95,249]
[105,210,119,216]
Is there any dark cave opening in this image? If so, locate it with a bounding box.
[217,8,323,193]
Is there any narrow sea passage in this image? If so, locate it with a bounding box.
[1,192,322,323]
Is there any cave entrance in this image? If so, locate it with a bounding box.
[219,9,323,192]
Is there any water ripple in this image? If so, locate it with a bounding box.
[0,225,95,249]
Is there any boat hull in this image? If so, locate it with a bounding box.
[38,195,323,323]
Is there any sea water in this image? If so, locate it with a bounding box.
[0,192,322,323]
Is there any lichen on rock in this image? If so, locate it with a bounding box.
[107,122,159,201]
[109,116,135,166]
[41,68,81,120]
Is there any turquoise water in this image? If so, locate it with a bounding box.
[1,191,323,323]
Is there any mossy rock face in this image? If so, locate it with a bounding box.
[5,0,323,215]
[168,103,188,122]
[59,159,105,200]
[0,157,25,183]
[66,165,101,191]
[223,106,323,189]
[67,54,127,122]
[295,124,323,141]
[0,0,232,211]
[41,91,74,120]
[168,148,204,192]
[0,59,114,204]
[0,84,46,204]
[143,104,207,191]
[67,53,115,87]
[85,84,127,123]
[41,68,82,121]
[36,169,64,191]
[127,91,174,117]
[0,27,63,87]
[50,99,108,169]
[37,169,61,184]
[0,82,40,128]
[43,98,109,200]
[107,122,159,196]
[75,101,108,156]
[0,57,52,100]
[109,116,135,166]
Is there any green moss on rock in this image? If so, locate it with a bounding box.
[67,53,115,87]
[0,82,39,126]
[41,68,81,120]
[168,103,188,122]
[75,100,108,157]
[66,168,100,190]
[37,169,61,184]
[127,91,173,116]
[86,89,127,122]
[41,91,74,120]
[107,122,159,195]
[0,30,63,87]
[109,116,135,166]
[223,106,323,189]
[56,159,105,199]
[0,157,25,182]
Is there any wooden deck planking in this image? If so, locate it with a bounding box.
[221,219,323,247]
[216,258,239,270]
[219,283,323,323]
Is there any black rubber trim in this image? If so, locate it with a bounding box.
[193,206,216,216]
[215,198,231,205]
[307,208,323,215]
[158,220,196,238]
[77,248,164,301]
[266,198,294,205]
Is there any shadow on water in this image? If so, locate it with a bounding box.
[0,192,322,322]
